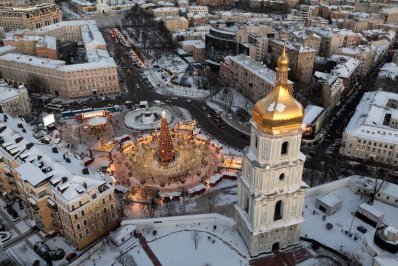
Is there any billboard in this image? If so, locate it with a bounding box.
[43,114,55,127]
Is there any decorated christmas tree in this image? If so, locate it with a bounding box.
[157,111,175,163]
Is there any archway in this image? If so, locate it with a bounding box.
[272,242,280,253]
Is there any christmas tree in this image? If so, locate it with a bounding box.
[158,111,175,163]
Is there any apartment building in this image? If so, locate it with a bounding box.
[152,7,179,17]
[0,21,119,98]
[328,55,360,88]
[196,0,235,7]
[163,16,189,32]
[380,7,398,24]
[220,54,293,103]
[290,31,321,55]
[0,80,31,118]
[341,91,398,166]
[4,30,57,59]
[71,0,97,13]
[271,40,316,87]
[187,5,208,16]
[314,72,345,108]
[338,45,375,76]
[0,113,121,250]
[0,4,61,31]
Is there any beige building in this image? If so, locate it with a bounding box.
[193,41,205,62]
[0,80,31,118]
[338,45,375,76]
[196,0,235,7]
[380,7,398,24]
[314,72,345,108]
[163,16,189,32]
[236,49,307,256]
[0,114,121,250]
[0,21,119,98]
[0,4,61,31]
[187,5,208,16]
[271,40,316,88]
[71,0,97,13]
[290,31,321,55]
[4,30,58,60]
[220,54,293,103]
[308,28,343,57]
[341,91,398,166]
[152,7,179,17]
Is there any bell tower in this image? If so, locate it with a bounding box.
[235,47,308,256]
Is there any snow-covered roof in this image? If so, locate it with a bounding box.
[209,173,222,184]
[317,192,342,208]
[0,81,27,103]
[378,62,398,80]
[188,183,206,194]
[339,45,372,56]
[0,46,16,56]
[224,54,293,86]
[0,113,114,203]
[358,203,384,218]
[303,105,324,125]
[345,91,398,145]
[329,55,360,79]
[272,39,316,53]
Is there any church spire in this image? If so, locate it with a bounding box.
[275,45,289,85]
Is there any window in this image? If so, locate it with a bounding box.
[111,204,114,210]
[279,173,285,181]
[102,199,105,204]
[274,200,283,221]
[254,136,258,148]
[77,224,81,230]
[104,207,107,213]
[81,210,85,216]
[281,142,288,155]
[79,233,82,239]
[83,219,87,226]
[74,214,78,220]
[85,229,89,235]
[244,196,249,214]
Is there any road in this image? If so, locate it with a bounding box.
[101,29,249,150]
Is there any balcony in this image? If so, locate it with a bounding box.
[47,198,58,212]
[28,197,39,211]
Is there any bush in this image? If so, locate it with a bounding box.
[152,230,157,236]
[213,225,217,230]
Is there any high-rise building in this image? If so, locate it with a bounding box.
[235,48,308,256]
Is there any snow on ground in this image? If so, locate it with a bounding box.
[15,221,31,234]
[8,242,44,266]
[147,226,248,266]
[302,185,398,265]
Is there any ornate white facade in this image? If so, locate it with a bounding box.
[235,48,308,257]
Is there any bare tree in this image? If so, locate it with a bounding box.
[224,90,235,113]
[366,165,392,205]
[191,231,200,250]
[207,193,218,213]
[243,99,252,116]
[118,252,137,266]
[180,188,188,215]
[165,200,176,216]
[27,74,49,94]
[140,187,158,218]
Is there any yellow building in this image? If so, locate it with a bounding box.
[0,4,61,31]
[163,16,189,32]
[0,114,121,250]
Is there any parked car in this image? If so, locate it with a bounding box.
[66,253,77,262]
[357,226,367,233]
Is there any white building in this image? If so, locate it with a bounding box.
[235,48,307,256]
[341,91,398,166]
[0,80,31,119]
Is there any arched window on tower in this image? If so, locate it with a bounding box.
[281,141,289,155]
[254,136,258,148]
[274,200,283,221]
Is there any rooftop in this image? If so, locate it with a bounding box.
[345,91,398,144]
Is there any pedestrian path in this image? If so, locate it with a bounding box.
[135,232,162,266]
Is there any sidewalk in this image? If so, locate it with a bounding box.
[221,113,251,136]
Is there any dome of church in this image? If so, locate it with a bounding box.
[252,47,303,135]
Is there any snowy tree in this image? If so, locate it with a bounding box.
[207,193,218,213]
[365,166,392,205]
[191,231,201,250]
[224,90,235,113]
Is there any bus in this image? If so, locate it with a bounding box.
[46,103,64,112]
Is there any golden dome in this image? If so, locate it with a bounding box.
[252,46,303,135]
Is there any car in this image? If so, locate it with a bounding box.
[186,99,191,103]
[207,114,211,118]
[357,226,367,233]
[66,253,77,262]
[202,106,206,110]
[170,97,179,100]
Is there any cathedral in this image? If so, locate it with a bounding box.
[235,47,308,257]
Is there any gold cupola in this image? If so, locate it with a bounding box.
[252,46,304,135]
